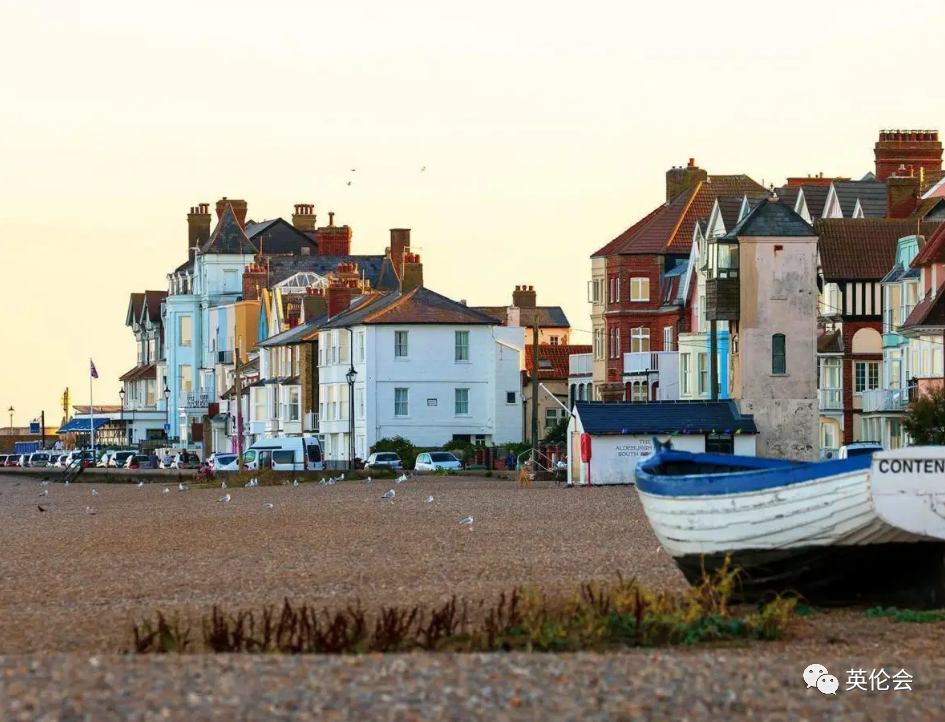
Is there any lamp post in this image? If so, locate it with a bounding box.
[7,405,13,434]
[164,384,171,440]
[119,387,125,446]
[346,366,357,471]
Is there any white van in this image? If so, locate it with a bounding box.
[242,436,323,471]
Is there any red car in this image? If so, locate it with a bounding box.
[4,456,20,467]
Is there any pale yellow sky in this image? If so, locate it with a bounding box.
[2,0,944,426]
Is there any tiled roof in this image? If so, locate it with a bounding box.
[256,314,326,347]
[704,175,768,197]
[321,287,500,328]
[818,330,843,354]
[716,197,744,231]
[901,282,945,331]
[574,400,758,435]
[591,204,665,258]
[202,203,258,254]
[777,186,800,210]
[524,344,591,380]
[722,198,816,240]
[832,181,887,218]
[471,306,570,328]
[908,221,945,267]
[142,291,166,322]
[800,185,829,218]
[127,293,145,326]
[817,219,941,281]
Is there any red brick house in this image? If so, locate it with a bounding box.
[594,160,766,400]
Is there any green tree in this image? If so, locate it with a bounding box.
[543,416,569,445]
[372,436,418,468]
[903,387,945,445]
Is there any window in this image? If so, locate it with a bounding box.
[538,358,552,370]
[772,334,786,375]
[681,354,691,395]
[904,282,918,323]
[630,277,649,302]
[549,336,559,346]
[252,388,265,421]
[544,408,558,428]
[357,331,366,362]
[854,361,880,393]
[395,331,409,358]
[506,391,516,404]
[180,365,192,394]
[455,330,469,361]
[394,388,409,417]
[148,339,156,363]
[454,388,469,415]
[885,284,901,332]
[588,279,602,305]
[822,422,837,450]
[630,327,650,353]
[822,283,841,317]
[146,379,155,406]
[307,443,322,463]
[697,353,707,395]
[631,382,648,402]
[699,294,706,332]
[179,316,192,346]
[356,387,365,419]
[663,327,674,352]
[272,450,294,465]
[594,328,604,360]
[288,387,300,421]
[889,352,902,390]
[705,434,734,455]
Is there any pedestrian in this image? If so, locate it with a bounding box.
[505,451,516,471]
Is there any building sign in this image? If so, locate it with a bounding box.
[29,422,40,434]
[615,441,655,459]
[427,399,437,407]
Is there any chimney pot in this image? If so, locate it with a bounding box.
[688,158,695,168]
[328,212,335,226]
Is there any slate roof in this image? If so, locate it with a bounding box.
[881,262,918,284]
[524,344,592,380]
[832,181,887,218]
[660,261,689,306]
[267,255,387,288]
[721,198,816,240]
[244,218,317,256]
[471,306,570,328]
[126,293,145,326]
[321,286,501,328]
[816,219,941,281]
[901,281,945,331]
[912,222,945,267]
[776,186,800,210]
[202,203,258,254]
[799,185,829,218]
[142,291,166,322]
[374,256,401,291]
[818,330,843,354]
[716,197,745,230]
[574,400,758,435]
[256,314,326,347]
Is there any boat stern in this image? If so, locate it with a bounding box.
[870,447,945,541]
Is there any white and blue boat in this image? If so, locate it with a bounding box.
[635,439,945,606]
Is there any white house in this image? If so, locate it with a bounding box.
[566,401,758,485]
[316,285,525,467]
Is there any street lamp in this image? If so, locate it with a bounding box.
[119,387,125,446]
[346,366,357,471]
[163,384,171,440]
[7,405,13,433]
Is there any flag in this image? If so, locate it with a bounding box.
[90,359,98,379]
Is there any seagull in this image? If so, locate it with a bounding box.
[86,506,96,515]
[262,502,274,510]
[218,493,231,503]
[363,476,372,484]
[459,516,474,525]
[221,482,227,489]
[39,490,48,497]
[136,481,144,488]
[420,166,426,172]
[91,489,98,497]
[337,474,344,482]
[318,478,328,485]
[381,489,395,500]
[327,478,335,485]
[178,482,187,492]
[346,181,352,186]
[37,505,47,513]
[163,487,170,494]
[424,495,434,503]
[40,480,49,486]
[64,480,69,487]
[293,479,299,487]
[395,473,408,483]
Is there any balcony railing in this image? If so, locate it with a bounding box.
[569,353,593,376]
[624,351,677,375]
[304,411,319,432]
[184,391,212,408]
[818,388,842,410]
[862,386,914,413]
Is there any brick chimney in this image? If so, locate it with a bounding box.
[665,158,708,202]
[512,284,537,308]
[292,203,317,233]
[400,253,423,292]
[315,211,353,255]
[336,261,360,286]
[215,197,248,228]
[242,262,268,301]
[326,280,360,318]
[886,165,920,218]
[186,202,211,263]
[302,287,328,321]
[389,229,411,278]
[874,130,942,182]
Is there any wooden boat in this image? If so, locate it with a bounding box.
[635,439,945,606]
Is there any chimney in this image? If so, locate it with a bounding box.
[215,197,248,228]
[187,202,211,264]
[400,253,423,292]
[507,305,521,328]
[292,203,317,233]
[886,165,920,218]
[512,284,537,308]
[665,159,708,201]
[326,281,359,318]
[336,261,359,285]
[389,229,411,278]
[874,129,943,181]
[241,262,268,301]
[302,287,328,322]
[315,212,353,255]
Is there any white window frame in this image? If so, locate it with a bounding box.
[854,361,881,394]
[630,277,650,302]
[697,353,707,395]
[681,354,690,395]
[455,330,469,362]
[395,331,409,358]
[179,315,192,347]
[455,387,469,416]
[394,388,409,417]
[630,327,649,354]
[288,387,300,422]
[663,326,674,352]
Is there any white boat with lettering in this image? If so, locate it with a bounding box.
[635,441,945,606]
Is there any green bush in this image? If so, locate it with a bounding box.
[372,436,418,469]
[442,439,476,462]
[903,387,945,446]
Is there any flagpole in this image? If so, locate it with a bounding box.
[90,359,95,453]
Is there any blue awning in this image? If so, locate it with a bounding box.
[57,417,112,433]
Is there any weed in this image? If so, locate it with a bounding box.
[865,606,945,623]
[484,471,493,478]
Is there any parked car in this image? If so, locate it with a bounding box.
[838,442,883,459]
[27,452,54,467]
[365,452,403,471]
[4,455,19,467]
[242,436,323,471]
[212,453,240,471]
[125,454,152,469]
[414,451,463,472]
[17,454,31,467]
[0,454,8,466]
[109,451,136,468]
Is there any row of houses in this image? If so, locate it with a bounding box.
[569,130,945,460]
[103,198,587,465]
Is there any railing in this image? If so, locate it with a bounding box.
[184,391,212,408]
[623,351,678,375]
[304,412,319,432]
[817,388,842,410]
[569,353,593,376]
[861,385,913,413]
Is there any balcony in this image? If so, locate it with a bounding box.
[623,351,679,401]
[818,388,842,411]
[184,391,212,408]
[569,353,592,376]
[624,351,677,374]
[706,277,740,321]
[265,417,281,434]
[862,386,913,414]
[304,411,319,432]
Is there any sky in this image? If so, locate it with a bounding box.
[2,0,945,427]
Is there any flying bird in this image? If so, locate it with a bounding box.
[381,489,395,499]
[346,181,352,186]
[459,516,474,525]
[218,494,231,503]
[262,502,274,510]
[424,495,434,503]
[420,166,426,172]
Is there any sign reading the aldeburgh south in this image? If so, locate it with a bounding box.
[615,441,654,458]
[876,458,945,474]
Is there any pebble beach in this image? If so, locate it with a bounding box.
[2,472,944,720]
